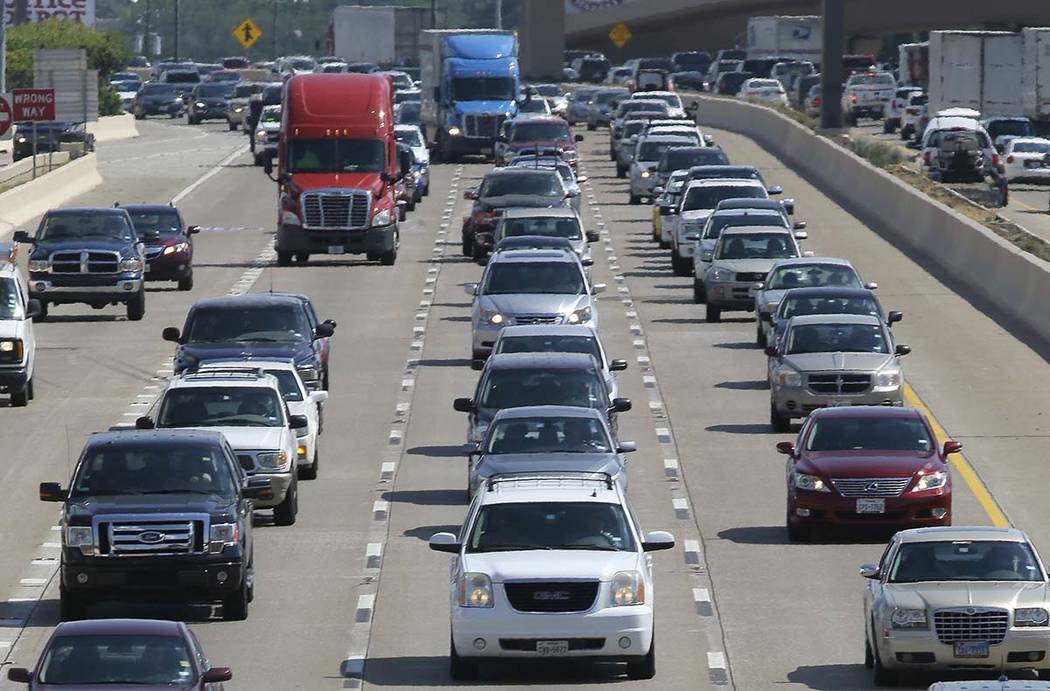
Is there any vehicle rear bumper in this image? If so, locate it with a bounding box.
[277,222,396,255]
[705,282,758,310]
[878,631,1050,672]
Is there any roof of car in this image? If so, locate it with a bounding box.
[492,405,604,421]
[896,526,1028,544]
[118,204,179,213]
[484,167,559,178]
[170,369,282,389]
[807,405,923,421]
[632,90,676,97]
[197,358,297,370]
[720,225,793,237]
[88,429,228,446]
[927,681,1050,690]
[497,324,597,338]
[769,256,854,268]
[638,134,695,143]
[488,248,579,264]
[1007,137,1050,146]
[54,618,185,637]
[685,177,765,191]
[779,287,875,303]
[500,207,578,219]
[46,207,129,217]
[188,293,302,310]
[785,313,882,327]
[511,116,565,125]
[926,116,984,132]
[716,199,784,211]
[394,124,423,132]
[485,352,599,371]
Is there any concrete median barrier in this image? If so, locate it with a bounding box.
[87,113,139,143]
[684,93,1050,349]
[0,153,102,236]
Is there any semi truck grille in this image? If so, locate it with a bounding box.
[504,581,599,612]
[50,251,121,274]
[464,113,505,138]
[99,518,206,556]
[301,191,371,230]
[807,373,872,394]
[934,608,1009,644]
[830,477,911,497]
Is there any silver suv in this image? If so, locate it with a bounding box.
[702,226,806,323]
[766,314,910,431]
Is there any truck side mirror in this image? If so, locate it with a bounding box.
[12,230,32,244]
[162,327,181,343]
[135,416,155,429]
[39,482,68,502]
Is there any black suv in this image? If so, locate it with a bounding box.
[119,203,199,291]
[186,82,234,125]
[41,429,271,621]
[132,82,183,119]
[15,208,146,321]
[163,293,336,389]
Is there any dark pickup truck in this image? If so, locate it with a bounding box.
[41,429,271,621]
[15,208,147,321]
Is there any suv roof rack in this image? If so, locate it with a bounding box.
[180,368,268,380]
[486,472,614,491]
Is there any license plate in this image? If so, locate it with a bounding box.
[328,245,345,255]
[953,640,989,658]
[827,399,851,407]
[536,640,569,656]
[856,498,885,514]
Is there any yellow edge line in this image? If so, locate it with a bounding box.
[1012,197,1041,213]
[902,384,1009,528]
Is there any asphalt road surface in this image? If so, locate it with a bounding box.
[0,115,1046,690]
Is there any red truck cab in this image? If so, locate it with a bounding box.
[269,73,404,266]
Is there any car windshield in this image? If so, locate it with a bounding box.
[786,323,889,354]
[196,83,233,98]
[595,90,625,104]
[1013,141,1050,154]
[112,80,140,92]
[621,121,646,138]
[71,442,236,497]
[781,295,880,320]
[38,213,136,242]
[684,185,765,211]
[849,73,895,86]
[659,149,721,172]
[569,89,597,103]
[486,416,612,454]
[395,129,423,147]
[637,141,681,162]
[481,172,562,198]
[467,502,635,553]
[483,262,584,295]
[510,122,569,142]
[287,139,384,173]
[989,121,1033,138]
[234,84,257,98]
[704,214,784,239]
[261,108,281,123]
[715,233,796,259]
[0,279,22,319]
[164,71,199,83]
[452,77,515,101]
[158,386,284,428]
[496,334,602,364]
[479,368,604,409]
[806,416,932,452]
[395,90,420,104]
[501,217,581,240]
[888,541,1044,583]
[535,84,563,97]
[767,264,862,289]
[517,99,549,114]
[618,101,668,117]
[37,634,197,685]
[186,305,308,343]
[290,58,316,71]
[141,84,176,96]
[396,102,421,123]
[127,209,181,238]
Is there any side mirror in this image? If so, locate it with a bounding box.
[943,440,963,455]
[453,397,473,413]
[162,326,181,343]
[470,359,485,371]
[202,668,233,683]
[313,322,335,339]
[463,189,477,200]
[463,283,478,296]
[574,134,584,142]
[243,477,274,500]
[429,531,461,553]
[793,220,807,230]
[591,283,606,295]
[782,199,795,215]
[865,282,878,290]
[895,344,911,356]
[581,257,594,267]
[617,441,637,453]
[701,250,713,262]
[135,416,155,430]
[609,359,628,372]
[802,251,815,257]
[652,186,665,195]
[859,563,880,579]
[759,311,773,323]
[775,441,796,455]
[25,299,42,318]
[885,311,903,326]
[641,530,675,552]
[764,345,779,358]
[309,390,329,404]
[659,206,673,216]
[39,482,67,502]
[686,102,699,112]
[586,230,600,242]
[187,225,201,234]
[768,185,783,195]
[463,442,481,456]
[6,668,32,683]
[702,134,714,146]
[794,231,808,240]
[610,397,632,413]
[12,230,32,244]
[288,414,309,428]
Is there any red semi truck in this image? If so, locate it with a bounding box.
[266,73,409,266]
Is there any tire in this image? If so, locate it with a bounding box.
[294,253,310,264]
[671,253,692,277]
[222,582,249,621]
[126,291,145,322]
[883,119,894,134]
[398,205,406,222]
[277,251,293,267]
[134,111,144,120]
[872,643,897,686]
[299,442,318,480]
[59,586,88,621]
[705,303,721,323]
[423,180,430,196]
[177,272,194,292]
[900,126,912,141]
[34,301,48,322]
[406,197,416,212]
[692,279,705,304]
[587,122,596,131]
[864,631,874,669]
[626,637,656,680]
[770,402,791,433]
[609,149,616,161]
[253,153,265,166]
[228,121,238,131]
[616,165,626,179]
[756,322,766,346]
[26,377,34,401]
[380,243,397,266]
[629,193,640,205]
[273,479,298,526]
[786,517,810,542]
[461,232,472,257]
[449,637,480,681]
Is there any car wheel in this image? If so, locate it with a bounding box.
[883,119,894,134]
[900,127,911,141]
[449,636,480,681]
[629,193,640,205]
[134,111,144,120]
[273,479,298,526]
[177,272,194,291]
[871,641,897,686]
[126,291,146,321]
[609,149,616,161]
[616,165,626,179]
[33,301,48,322]
[692,279,705,304]
[222,582,249,621]
[26,377,34,401]
[786,516,810,542]
[671,253,692,277]
[586,122,596,131]
[253,153,265,167]
[294,253,310,264]
[380,244,397,266]
[705,303,721,323]
[864,629,874,669]
[756,322,765,346]
[398,204,407,222]
[299,443,318,480]
[228,121,238,131]
[770,402,791,433]
[461,232,472,257]
[626,636,656,680]
[276,251,293,267]
[423,180,430,196]
[10,385,28,407]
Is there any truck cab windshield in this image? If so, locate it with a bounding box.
[288,139,385,173]
[452,77,515,101]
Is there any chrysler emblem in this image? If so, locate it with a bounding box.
[138,531,165,544]
[966,607,977,615]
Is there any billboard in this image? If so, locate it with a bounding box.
[4,0,95,26]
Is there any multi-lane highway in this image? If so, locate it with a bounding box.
[0,112,1047,690]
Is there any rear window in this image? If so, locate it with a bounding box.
[848,73,895,86]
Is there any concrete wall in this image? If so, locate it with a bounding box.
[0,154,103,236]
[682,92,1050,348]
[87,113,139,143]
[520,0,565,80]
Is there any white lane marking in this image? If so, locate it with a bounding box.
[655,427,672,443]
[684,540,701,566]
[637,355,650,366]
[643,375,656,387]
[372,501,389,520]
[664,458,679,478]
[387,430,402,444]
[365,542,383,569]
[708,651,728,670]
[673,497,690,518]
[395,402,410,417]
[18,578,46,587]
[171,144,249,205]
[693,587,711,604]
[355,594,376,623]
[380,462,396,479]
[401,378,415,390]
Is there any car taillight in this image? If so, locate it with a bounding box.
[1007,155,1014,164]
[813,97,821,106]
[923,151,931,165]
[850,95,857,104]
[906,107,918,115]
[992,153,1000,167]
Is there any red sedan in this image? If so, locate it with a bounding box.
[777,406,960,541]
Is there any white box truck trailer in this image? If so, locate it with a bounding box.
[929,31,1022,117]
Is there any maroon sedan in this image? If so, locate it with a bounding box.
[7,619,231,689]
[777,406,960,541]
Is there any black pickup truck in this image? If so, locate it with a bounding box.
[41,429,271,621]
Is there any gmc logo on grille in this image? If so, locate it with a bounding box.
[533,591,571,601]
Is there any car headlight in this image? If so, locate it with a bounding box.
[234,106,244,113]
[639,169,650,179]
[890,608,928,629]
[120,257,143,272]
[372,207,392,227]
[256,451,290,470]
[209,522,238,552]
[65,526,94,556]
[162,242,189,256]
[195,101,206,108]
[766,301,780,315]
[458,572,494,608]
[448,125,461,136]
[16,136,27,143]
[0,339,24,359]
[566,306,592,324]
[281,210,301,227]
[709,268,733,282]
[912,470,947,492]
[255,129,268,140]
[480,308,504,326]
[875,369,902,389]
[611,570,645,606]
[28,259,49,272]
[1015,608,1050,627]
[775,370,802,388]
[793,473,830,492]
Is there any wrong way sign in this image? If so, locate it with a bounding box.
[12,88,56,122]
[0,96,11,137]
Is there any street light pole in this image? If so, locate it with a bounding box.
[173,0,180,60]
[272,0,279,60]
[495,0,502,29]
[142,0,152,57]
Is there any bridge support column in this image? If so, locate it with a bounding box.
[520,0,564,81]
[820,0,845,129]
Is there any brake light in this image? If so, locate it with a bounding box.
[1007,155,1014,163]
[813,97,821,106]
[850,95,857,104]
[906,107,918,115]
[992,153,1000,167]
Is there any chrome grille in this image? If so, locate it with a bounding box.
[934,608,1009,644]
[514,314,561,325]
[807,373,872,394]
[735,271,766,283]
[504,581,599,613]
[95,514,208,556]
[830,477,911,497]
[50,251,121,274]
[464,113,505,138]
[301,191,371,230]
[143,247,164,259]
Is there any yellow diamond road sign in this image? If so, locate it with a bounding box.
[234,18,262,49]
[609,22,631,49]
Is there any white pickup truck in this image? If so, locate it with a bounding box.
[841,71,897,125]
